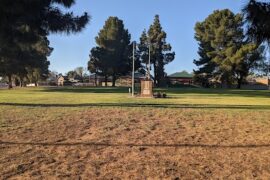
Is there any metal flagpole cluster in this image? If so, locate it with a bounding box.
[131,40,151,96]
[265,45,270,90]
[132,41,135,97]
[148,42,151,80]
[268,47,270,90]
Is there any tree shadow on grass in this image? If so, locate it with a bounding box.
[1,102,270,110]
[40,87,270,98]
[164,88,270,98]
[40,87,130,94]
[1,141,270,149]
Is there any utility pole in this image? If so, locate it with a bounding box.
[132,41,136,97]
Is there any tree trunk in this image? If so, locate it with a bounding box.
[94,74,97,87]
[8,75,12,89]
[225,78,232,89]
[157,60,165,87]
[237,76,243,89]
[35,81,38,87]
[19,76,23,87]
[105,75,108,87]
[112,75,116,87]
[154,62,158,87]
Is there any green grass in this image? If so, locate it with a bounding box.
[0,87,270,109]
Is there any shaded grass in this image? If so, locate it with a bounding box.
[1,102,270,110]
[0,87,270,106]
[41,86,270,98]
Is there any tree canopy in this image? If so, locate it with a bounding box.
[194,9,265,88]
[88,17,140,86]
[0,0,90,88]
[243,0,270,44]
[138,15,175,87]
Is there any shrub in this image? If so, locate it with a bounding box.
[162,93,167,98]
[154,91,167,98]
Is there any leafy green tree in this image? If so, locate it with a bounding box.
[66,70,77,79]
[47,70,58,84]
[0,0,90,88]
[243,0,270,76]
[75,67,85,82]
[132,42,145,75]
[138,30,150,76]
[75,67,84,77]
[232,44,265,88]
[24,38,51,86]
[96,16,131,86]
[139,15,175,87]
[26,68,41,87]
[88,47,111,86]
[193,41,217,87]
[25,57,50,87]
[194,9,264,88]
[2,35,52,88]
[89,17,133,87]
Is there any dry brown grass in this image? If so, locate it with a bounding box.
[1,106,270,179]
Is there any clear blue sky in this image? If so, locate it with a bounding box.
[48,0,248,75]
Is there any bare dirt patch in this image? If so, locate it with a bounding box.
[1,107,270,179]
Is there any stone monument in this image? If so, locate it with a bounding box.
[140,79,153,97]
[140,42,153,97]
[140,64,153,97]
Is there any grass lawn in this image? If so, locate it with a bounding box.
[0,86,270,107]
[1,87,270,179]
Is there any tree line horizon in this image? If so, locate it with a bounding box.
[0,0,269,89]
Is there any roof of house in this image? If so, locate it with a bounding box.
[89,74,113,81]
[57,75,68,80]
[89,72,154,80]
[168,71,193,78]
[119,72,146,78]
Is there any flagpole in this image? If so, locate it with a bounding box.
[132,41,135,97]
[148,42,151,80]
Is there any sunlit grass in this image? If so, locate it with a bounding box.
[0,87,270,106]
[1,87,270,178]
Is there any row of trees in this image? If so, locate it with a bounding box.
[66,67,88,80]
[194,0,270,88]
[2,0,268,89]
[88,15,175,87]
[0,0,89,88]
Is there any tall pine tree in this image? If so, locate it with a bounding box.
[88,17,134,86]
[193,41,216,87]
[138,30,149,75]
[139,15,175,87]
[194,9,264,88]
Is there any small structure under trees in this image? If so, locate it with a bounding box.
[167,71,193,86]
